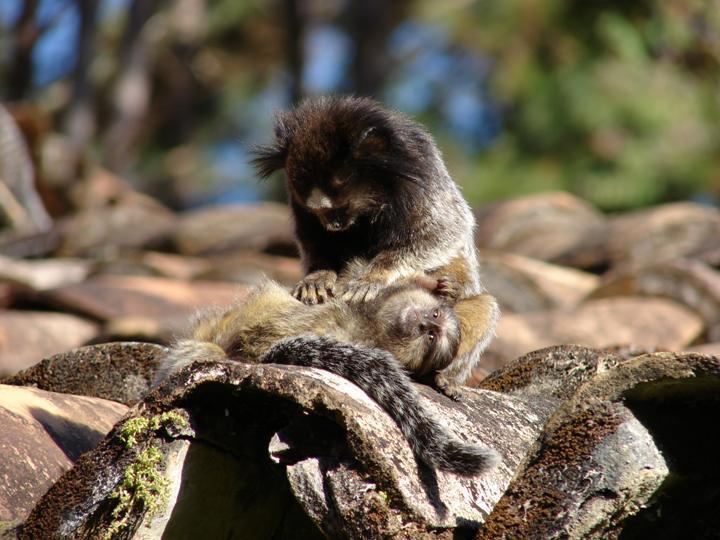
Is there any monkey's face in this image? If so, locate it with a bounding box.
[286,169,387,233]
[396,301,460,375]
[376,289,460,374]
[251,97,418,234]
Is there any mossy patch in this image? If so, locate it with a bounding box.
[479,345,620,400]
[104,411,188,538]
[104,446,169,539]
[118,411,188,448]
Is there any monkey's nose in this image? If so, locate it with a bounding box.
[420,320,443,336]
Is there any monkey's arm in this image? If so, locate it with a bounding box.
[341,251,479,303]
[435,293,500,399]
[292,205,339,304]
[340,249,423,302]
[261,335,498,476]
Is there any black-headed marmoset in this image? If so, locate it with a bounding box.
[252,96,497,394]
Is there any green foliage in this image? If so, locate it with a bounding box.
[440,0,720,210]
[118,411,188,448]
[3,0,718,211]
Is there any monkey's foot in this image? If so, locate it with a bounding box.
[340,277,387,303]
[435,373,463,401]
[293,270,337,304]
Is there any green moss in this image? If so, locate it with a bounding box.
[118,417,151,448]
[104,447,170,539]
[0,519,21,533]
[118,411,189,448]
[105,411,188,538]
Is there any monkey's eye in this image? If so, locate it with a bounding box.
[432,309,439,318]
[427,331,436,342]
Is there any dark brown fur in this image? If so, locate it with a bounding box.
[251,96,497,389]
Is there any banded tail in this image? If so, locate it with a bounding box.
[262,335,499,475]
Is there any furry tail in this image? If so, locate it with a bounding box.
[262,336,499,476]
[154,340,229,385]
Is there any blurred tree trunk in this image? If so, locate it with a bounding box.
[65,0,99,152]
[345,0,411,97]
[283,0,305,104]
[103,0,160,172]
[0,104,52,230]
[153,0,207,147]
[6,0,39,100]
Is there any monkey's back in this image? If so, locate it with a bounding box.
[195,280,361,362]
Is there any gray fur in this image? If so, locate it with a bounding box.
[155,340,227,384]
[263,336,498,475]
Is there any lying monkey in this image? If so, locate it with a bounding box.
[156,276,498,475]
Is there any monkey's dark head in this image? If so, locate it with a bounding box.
[375,286,461,375]
[251,96,428,233]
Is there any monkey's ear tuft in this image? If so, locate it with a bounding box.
[250,144,287,179]
[251,110,294,179]
[273,110,294,143]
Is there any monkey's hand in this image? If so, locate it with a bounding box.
[340,274,388,303]
[434,372,463,401]
[409,274,461,302]
[293,270,338,304]
[434,276,462,302]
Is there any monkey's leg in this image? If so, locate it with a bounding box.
[402,273,462,302]
[435,293,500,399]
[425,254,481,301]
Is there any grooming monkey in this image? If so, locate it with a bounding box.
[252,96,496,392]
[156,276,499,476]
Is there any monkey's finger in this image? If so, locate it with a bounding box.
[292,284,303,300]
[316,278,334,300]
[315,284,327,304]
[436,375,463,401]
[294,282,316,304]
[342,283,368,303]
[361,283,383,302]
[304,284,319,304]
[296,285,309,303]
[357,285,372,302]
[339,282,355,302]
[340,289,359,303]
[348,282,380,302]
[320,279,336,297]
[435,277,461,300]
[341,281,375,303]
